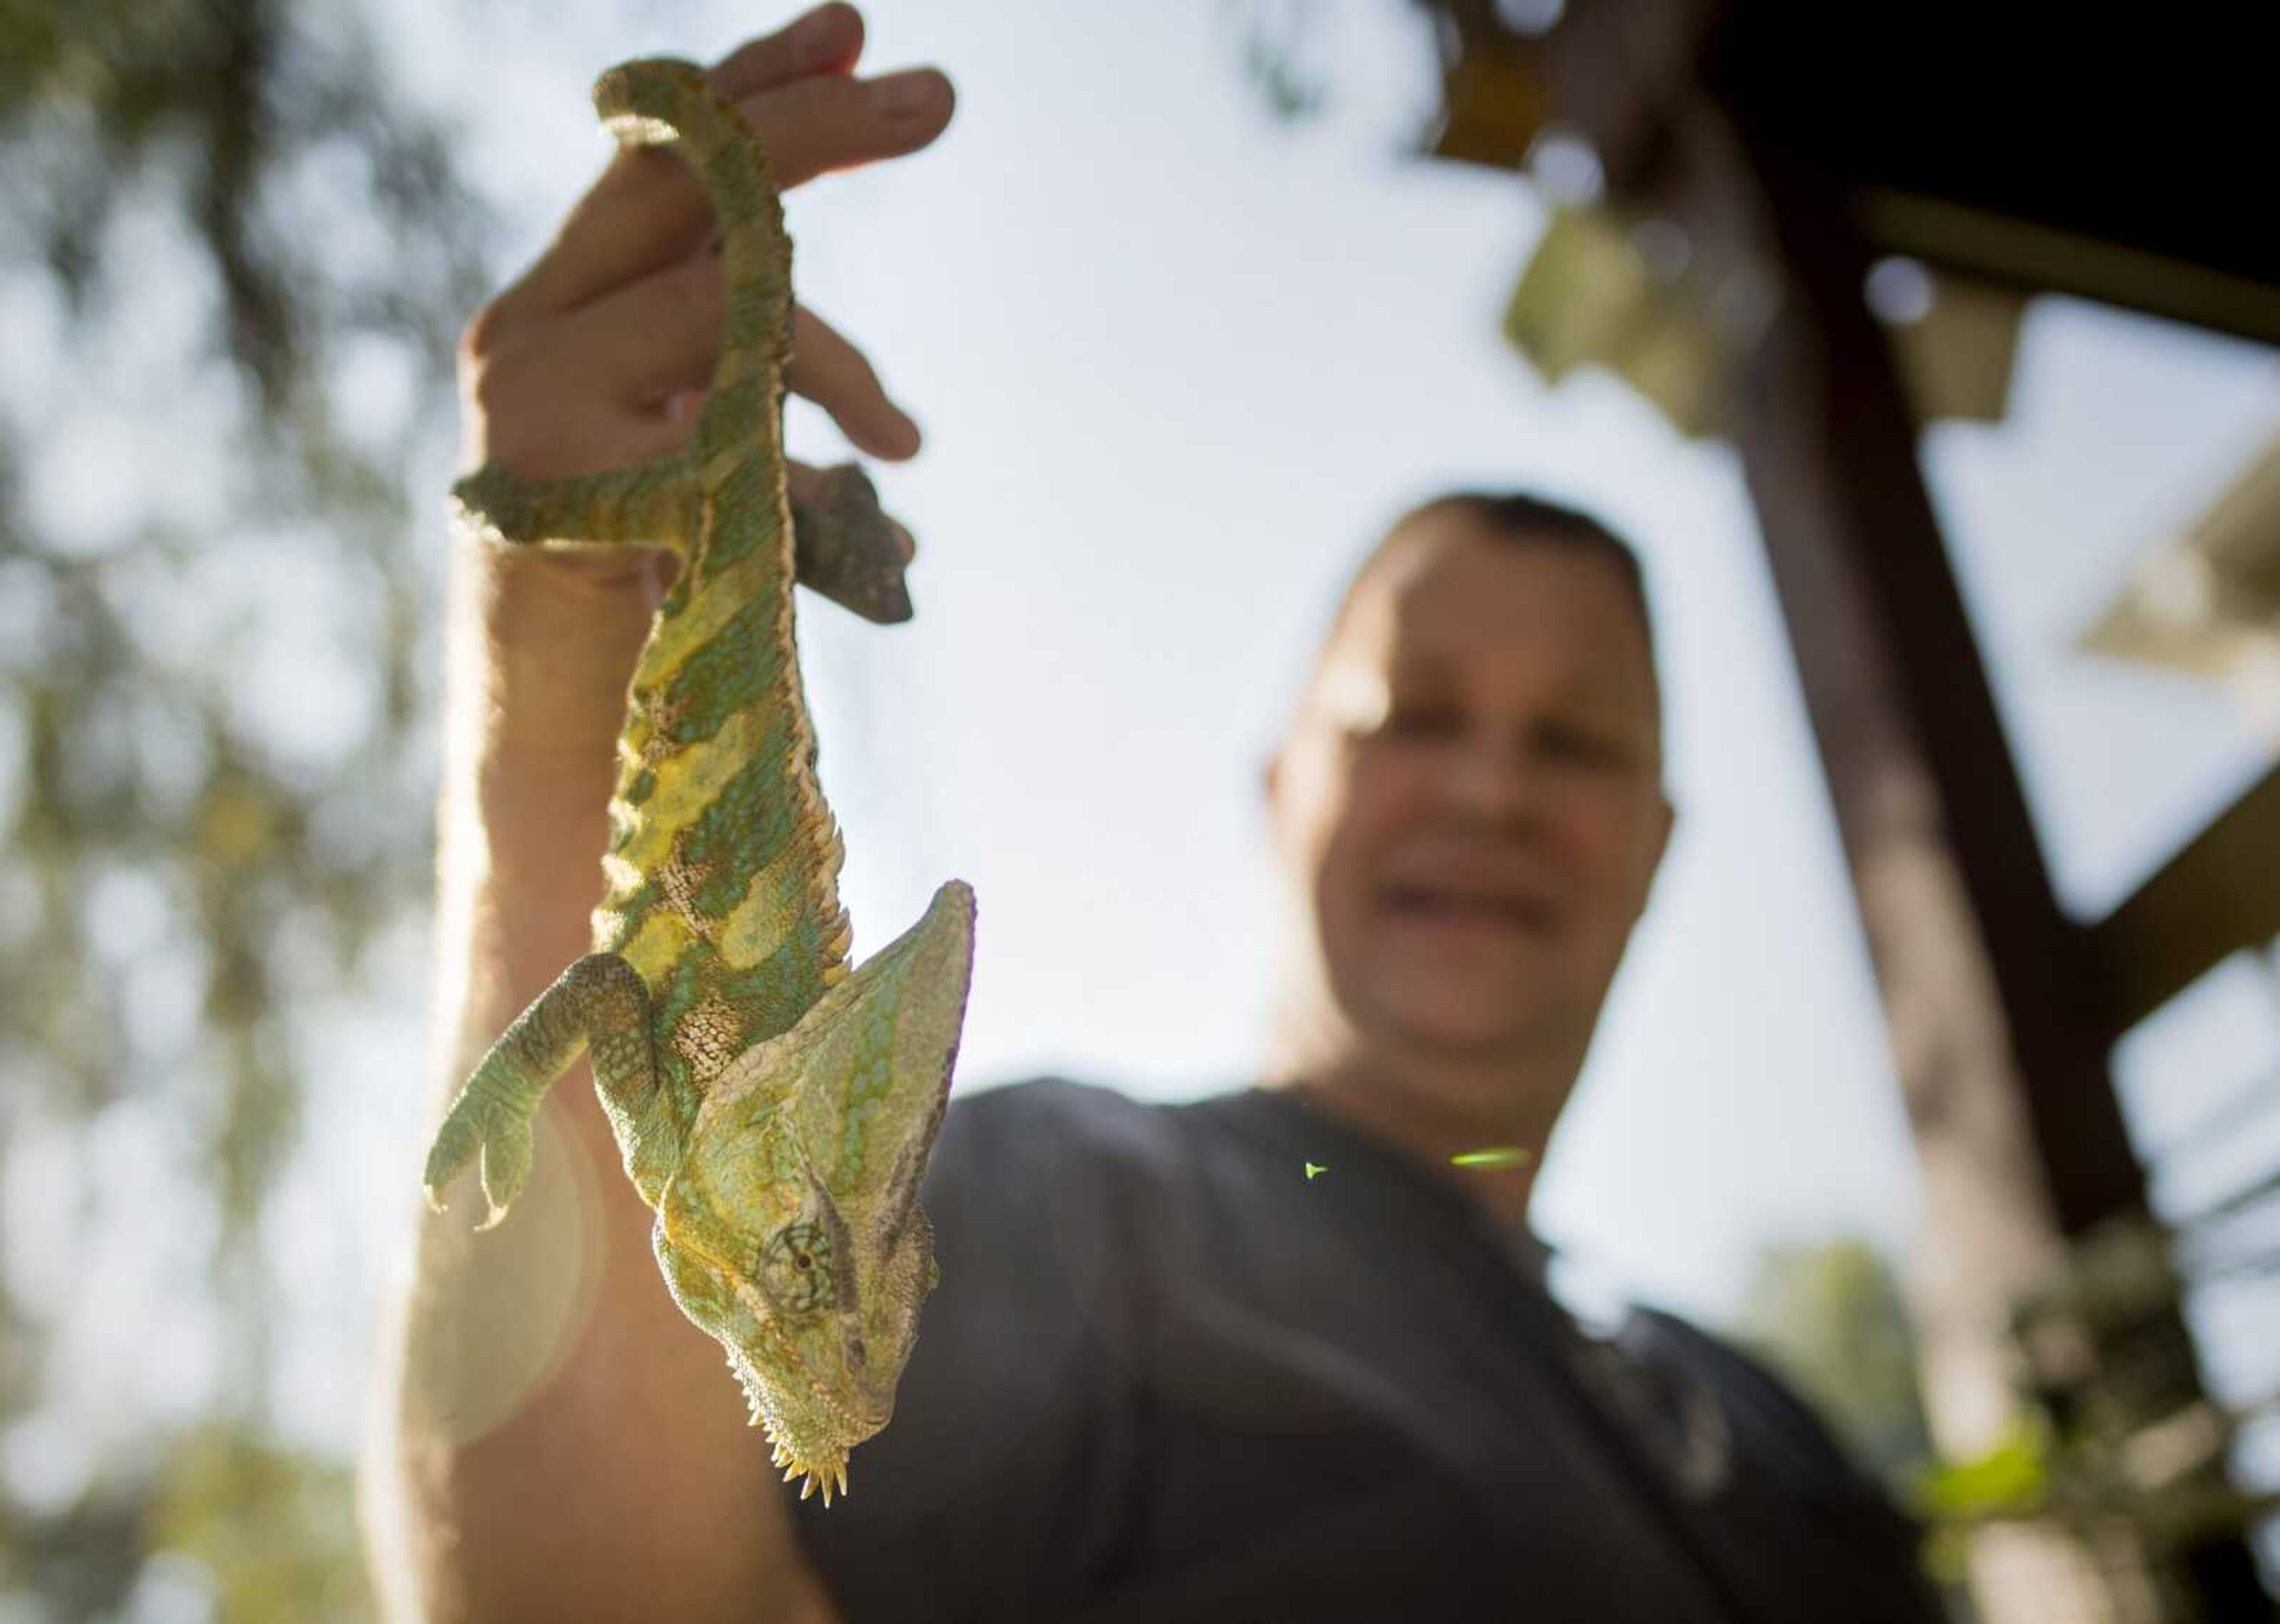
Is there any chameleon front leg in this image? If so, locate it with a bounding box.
[423,951,680,1227]
[790,462,915,625]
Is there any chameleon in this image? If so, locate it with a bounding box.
[421,56,976,1508]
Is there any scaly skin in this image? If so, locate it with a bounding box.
[422,57,976,1507]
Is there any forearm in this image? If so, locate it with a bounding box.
[363,543,828,1624]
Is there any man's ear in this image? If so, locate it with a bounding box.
[1641,791,1677,904]
[1261,746,1294,857]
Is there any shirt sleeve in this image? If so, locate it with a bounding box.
[787,1080,1149,1624]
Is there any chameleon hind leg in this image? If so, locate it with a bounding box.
[451,459,702,556]
[423,952,678,1227]
[453,455,914,624]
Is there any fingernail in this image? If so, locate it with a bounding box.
[877,72,940,119]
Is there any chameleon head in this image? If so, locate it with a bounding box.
[654,881,973,1504]
[653,1064,950,1506]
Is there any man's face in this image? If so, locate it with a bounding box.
[1268,513,1673,1076]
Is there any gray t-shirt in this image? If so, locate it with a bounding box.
[790,1079,1940,1622]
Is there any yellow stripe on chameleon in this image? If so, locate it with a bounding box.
[616,901,701,985]
[700,444,767,492]
[642,554,780,678]
[604,708,767,884]
[648,718,769,830]
[717,835,837,970]
[715,344,774,392]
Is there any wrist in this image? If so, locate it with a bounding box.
[441,533,656,771]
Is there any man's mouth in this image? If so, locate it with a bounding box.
[1377,881,1557,934]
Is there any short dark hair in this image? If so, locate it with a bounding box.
[1385,490,1654,657]
[1290,489,1664,750]
[1312,490,1660,715]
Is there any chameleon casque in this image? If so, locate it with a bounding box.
[422,56,975,1506]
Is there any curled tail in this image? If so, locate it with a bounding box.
[451,60,919,622]
[594,58,789,497]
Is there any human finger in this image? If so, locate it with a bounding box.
[518,65,952,319]
[711,1,866,99]
[540,244,920,464]
[788,304,922,460]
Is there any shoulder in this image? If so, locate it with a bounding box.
[927,1076,1199,1202]
[917,1078,1189,1309]
[918,1079,1256,1359]
[939,1074,1170,1148]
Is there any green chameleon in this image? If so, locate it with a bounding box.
[421,56,976,1508]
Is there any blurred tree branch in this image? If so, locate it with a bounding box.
[0,0,491,1614]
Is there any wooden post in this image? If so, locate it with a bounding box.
[1699,94,2270,1622]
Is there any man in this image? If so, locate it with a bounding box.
[365,7,1942,1619]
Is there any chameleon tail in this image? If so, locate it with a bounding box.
[454,63,916,625]
[449,57,785,566]
[593,59,791,491]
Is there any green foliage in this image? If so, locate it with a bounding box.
[1915,1418,2050,1521]
[1733,1235,1938,1493]
[0,0,489,1613]
[148,1426,375,1622]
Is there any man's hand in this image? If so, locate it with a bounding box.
[454,1,949,760]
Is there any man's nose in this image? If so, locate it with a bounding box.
[1433,728,1541,820]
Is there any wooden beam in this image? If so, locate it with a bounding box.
[2090,763,2280,1041]
[1712,116,2142,1243]
[1857,191,2280,353]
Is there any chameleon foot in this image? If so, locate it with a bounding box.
[423,953,653,1229]
[422,1092,535,1232]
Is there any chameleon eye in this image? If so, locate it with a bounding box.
[760,1220,834,1314]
